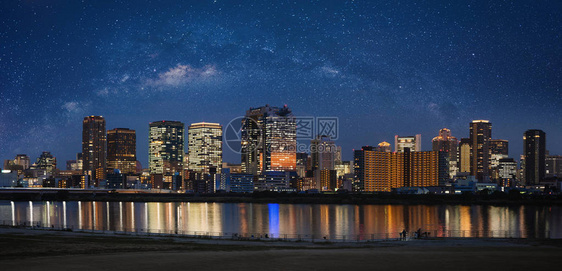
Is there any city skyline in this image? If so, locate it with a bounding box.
[0,112,560,168]
[1,1,561,166]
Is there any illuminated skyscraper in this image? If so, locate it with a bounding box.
[354,147,446,192]
[490,139,509,156]
[394,134,421,152]
[432,128,458,178]
[107,128,137,174]
[546,155,562,177]
[149,120,184,175]
[82,116,106,182]
[469,120,492,181]
[36,151,57,175]
[296,152,308,178]
[458,138,471,173]
[241,105,296,175]
[524,129,546,185]
[489,139,509,180]
[311,135,336,170]
[188,122,223,174]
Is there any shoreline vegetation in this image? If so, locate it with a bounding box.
[1,189,562,205]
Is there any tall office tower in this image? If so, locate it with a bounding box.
[334,146,342,164]
[311,135,336,170]
[188,122,223,174]
[107,128,137,174]
[469,120,492,181]
[489,139,509,180]
[519,155,526,184]
[376,141,392,152]
[394,134,421,152]
[241,105,296,175]
[14,154,30,170]
[296,152,308,178]
[546,155,562,177]
[149,120,185,175]
[82,116,107,182]
[524,129,546,185]
[432,128,459,178]
[459,138,471,173]
[490,139,509,156]
[36,151,57,175]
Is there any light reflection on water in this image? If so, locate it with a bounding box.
[0,200,560,238]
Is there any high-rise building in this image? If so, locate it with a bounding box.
[296,152,308,178]
[432,128,459,178]
[546,155,562,177]
[82,116,107,182]
[188,122,223,174]
[354,147,446,192]
[469,120,492,181]
[376,141,392,152]
[107,128,137,174]
[149,120,184,175]
[241,105,296,175]
[335,146,342,164]
[489,139,509,180]
[518,154,526,184]
[3,154,30,173]
[14,154,30,170]
[68,153,83,171]
[524,129,546,185]
[458,138,471,173]
[311,135,336,171]
[318,169,338,191]
[335,160,353,179]
[394,134,421,152]
[490,139,509,156]
[498,158,517,180]
[36,151,57,175]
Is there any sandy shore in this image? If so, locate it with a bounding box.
[1,227,561,270]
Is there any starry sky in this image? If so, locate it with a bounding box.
[1,0,561,167]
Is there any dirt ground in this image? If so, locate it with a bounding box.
[1,227,561,271]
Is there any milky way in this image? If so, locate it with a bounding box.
[1,0,561,165]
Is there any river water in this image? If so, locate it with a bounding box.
[0,201,560,239]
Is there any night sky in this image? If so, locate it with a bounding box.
[1,0,561,167]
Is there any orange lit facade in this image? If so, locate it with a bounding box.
[270,153,297,172]
[409,151,440,187]
[354,147,446,192]
[242,105,296,174]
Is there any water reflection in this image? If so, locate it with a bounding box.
[0,201,558,239]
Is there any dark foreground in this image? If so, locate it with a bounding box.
[1,228,562,271]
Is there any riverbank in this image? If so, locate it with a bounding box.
[1,189,561,205]
[1,227,561,270]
